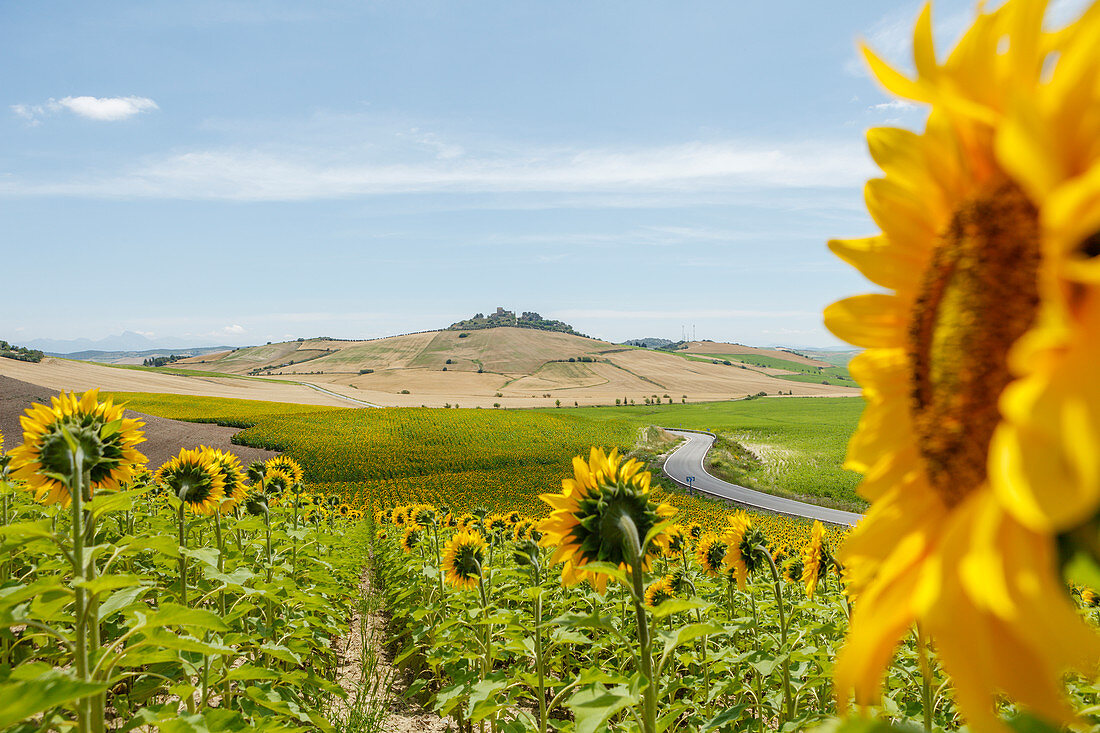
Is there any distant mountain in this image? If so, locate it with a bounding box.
[623,338,678,349]
[53,346,233,363]
[20,331,230,354]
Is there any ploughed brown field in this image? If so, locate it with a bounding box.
[0,375,276,467]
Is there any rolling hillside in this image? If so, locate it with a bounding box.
[169,327,859,407]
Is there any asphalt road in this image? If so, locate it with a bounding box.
[661,429,863,526]
[293,381,382,408]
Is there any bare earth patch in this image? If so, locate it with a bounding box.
[0,375,276,467]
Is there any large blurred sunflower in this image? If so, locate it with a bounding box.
[825,1,1100,727]
[9,390,146,505]
[156,448,225,515]
[538,447,676,593]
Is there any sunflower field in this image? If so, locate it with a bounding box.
[0,394,375,731]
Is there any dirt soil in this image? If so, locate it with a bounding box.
[0,375,275,468]
[334,566,451,732]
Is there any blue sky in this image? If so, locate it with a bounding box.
[1,1,1088,348]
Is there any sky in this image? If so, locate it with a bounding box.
[1,0,1090,349]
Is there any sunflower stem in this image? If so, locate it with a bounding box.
[748,585,764,733]
[916,623,934,732]
[757,544,793,723]
[177,499,188,607]
[618,513,657,733]
[69,444,92,733]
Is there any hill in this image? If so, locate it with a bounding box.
[677,340,856,388]
[168,327,858,407]
[446,307,584,336]
[49,346,231,364]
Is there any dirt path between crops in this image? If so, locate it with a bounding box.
[0,375,276,468]
[334,566,451,733]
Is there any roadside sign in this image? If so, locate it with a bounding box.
[686,476,696,485]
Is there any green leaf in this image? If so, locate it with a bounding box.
[701,704,751,731]
[566,683,637,733]
[1005,713,1066,733]
[98,584,151,621]
[260,642,302,665]
[642,518,678,553]
[77,574,146,595]
[550,611,615,631]
[1064,550,1100,594]
[86,490,138,518]
[226,666,283,682]
[124,535,181,559]
[580,561,630,586]
[660,621,727,660]
[0,673,110,727]
[135,603,229,632]
[651,597,710,619]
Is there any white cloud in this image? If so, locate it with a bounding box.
[11,96,158,124]
[869,100,917,112]
[0,137,873,201]
[56,96,158,121]
[222,324,246,335]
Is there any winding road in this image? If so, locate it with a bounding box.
[661,429,863,526]
[293,381,382,408]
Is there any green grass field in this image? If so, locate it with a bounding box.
[543,397,866,509]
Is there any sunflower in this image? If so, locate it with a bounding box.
[347,509,363,521]
[513,517,537,541]
[801,520,830,598]
[687,523,702,541]
[721,512,766,590]
[644,576,676,608]
[666,569,689,594]
[442,530,487,590]
[665,524,687,556]
[265,455,303,485]
[695,533,728,577]
[485,513,510,535]
[538,447,676,593]
[392,505,410,526]
[825,2,1100,727]
[337,502,351,517]
[262,467,292,500]
[8,389,146,505]
[1082,589,1100,608]
[155,448,225,515]
[204,448,246,511]
[400,525,423,553]
[783,557,804,585]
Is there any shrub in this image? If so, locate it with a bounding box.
[359,368,374,375]
[400,389,411,394]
